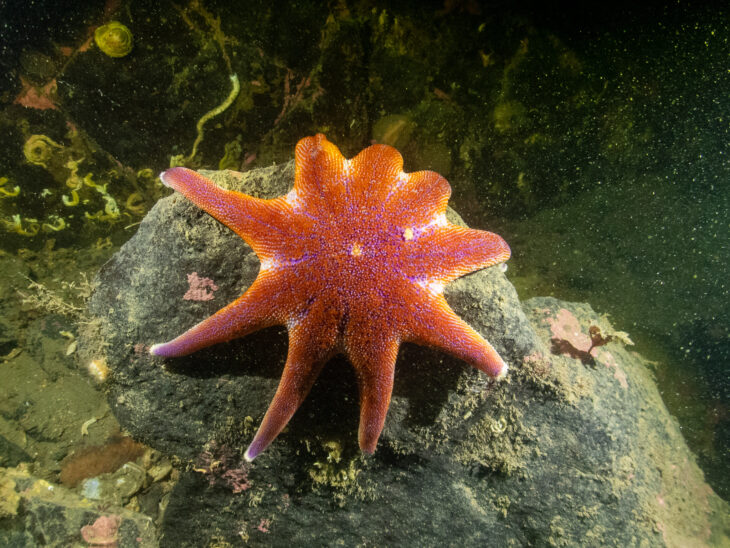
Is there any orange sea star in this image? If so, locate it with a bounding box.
[150,134,510,460]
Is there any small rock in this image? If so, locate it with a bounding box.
[79,462,146,505]
[147,461,172,483]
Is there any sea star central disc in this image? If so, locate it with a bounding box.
[150,134,510,461]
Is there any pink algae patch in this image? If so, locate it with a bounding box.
[547,308,593,354]
[14,77,59,110]
[183,272,218,301]
[596,349,628,389]
[80,515,121,546]
[546,308,628,389]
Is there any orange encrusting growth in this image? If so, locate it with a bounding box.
[150,134,511,461]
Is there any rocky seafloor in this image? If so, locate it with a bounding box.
[69,163,729,546]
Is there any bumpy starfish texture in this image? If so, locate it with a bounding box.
[150,134,511,461]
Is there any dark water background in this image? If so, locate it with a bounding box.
[0,0,727,501]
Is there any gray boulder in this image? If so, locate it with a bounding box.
[83,163,729,547]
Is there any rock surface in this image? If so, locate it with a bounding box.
[0,466,155,547]
[83,163,729,546]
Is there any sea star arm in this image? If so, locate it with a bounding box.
[346,331,399,454]
[402,225,511,285]
[348,142,404,208]
[244,297,340,461]
[150,273,281,357]
[159,167,298,259]
[405,293,508,378]
[385,170,451,227]
[292,134,347,216]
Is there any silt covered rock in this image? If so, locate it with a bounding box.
[82,162,729,546]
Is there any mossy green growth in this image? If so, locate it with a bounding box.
[219,137,242,170]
